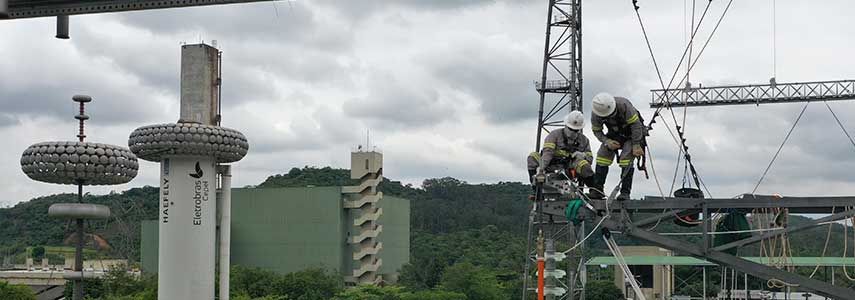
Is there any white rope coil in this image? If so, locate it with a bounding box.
[128,122,249,163]
[20,141,138,185]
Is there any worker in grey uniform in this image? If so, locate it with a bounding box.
[527,111,595,193]
[588,93,646,200]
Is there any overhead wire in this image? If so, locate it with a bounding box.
[631,0,736,228]
[751,102,810,194]
[634,0,735,199]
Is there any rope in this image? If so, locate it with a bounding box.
[843,213,855,281]
[809,214,834,278]
[751,102,809,194]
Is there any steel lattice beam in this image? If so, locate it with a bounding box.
[607,195,855,214]
[712,209,855,252]
[599,217,855,300]
[649,79,855,108]
[1,0,275,19]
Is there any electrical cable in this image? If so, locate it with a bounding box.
[634,0,735,201]
[562,186,609,254]
[824,101,855,151]
[751,102,810,194]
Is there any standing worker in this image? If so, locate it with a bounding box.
[527,111,595,194]
[588,93,646,200]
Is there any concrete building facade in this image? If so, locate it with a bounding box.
[141,151,409,285]
[613,246,674,300]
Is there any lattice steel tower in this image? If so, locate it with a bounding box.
[524,1,585,300]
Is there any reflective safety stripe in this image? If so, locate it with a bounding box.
[627,113,640,124]
[556,150,570,157]
[575,160,590,167]
[585,152,593,156]
[618,159,632,166]
[596,157,613,166]
[591,126,603,131]
[529,152,541,160]
[543,142,557,149]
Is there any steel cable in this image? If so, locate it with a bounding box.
[752,102,810,194]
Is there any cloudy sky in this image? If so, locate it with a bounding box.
[1,0,855,207]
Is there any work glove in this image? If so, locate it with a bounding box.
[571,151,585,159]
[632,144,644,157]
[606,139,621,150]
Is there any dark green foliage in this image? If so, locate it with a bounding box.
[0,281,36,300]
[63,264,156,300]
[399,290,467,300]
[439,262,506,300]
[330,286,467,300]
[231,266,342,300]
[31,246,45,260]
[258,167,359,188]
[584,280,624,300]
[331,285,404,300]
[400,226,525,291]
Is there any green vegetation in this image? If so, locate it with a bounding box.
[3,166,855,299]
[584,280,623,300]
[0,281,36,300]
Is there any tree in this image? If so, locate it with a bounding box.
[230,266,341,300]
[275,267,341,300]
[0,281,36,300]
[331,285,402,300]
[440,262,505,300]
[400,290,466,300]
[584,280,624,300]
[31,246,45,260]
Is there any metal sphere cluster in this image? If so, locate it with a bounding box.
[20,141,139,185]
[128,122,249,163]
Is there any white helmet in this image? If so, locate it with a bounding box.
[591,92,616,117]
[564,110,585,130]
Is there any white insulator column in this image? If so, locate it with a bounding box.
[158,157,217,300]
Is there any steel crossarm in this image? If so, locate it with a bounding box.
[650,79,855,108]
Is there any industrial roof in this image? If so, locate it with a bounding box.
[586,256,855,267]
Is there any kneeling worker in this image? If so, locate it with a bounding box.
[527,111,595,191]
[588,92,645,200]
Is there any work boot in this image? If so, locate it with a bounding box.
[617,167,634,201]
[588,165,609,199]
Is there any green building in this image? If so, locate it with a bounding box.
[141,151,410,284]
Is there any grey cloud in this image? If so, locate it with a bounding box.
[0,114,20,128]
[0,81,168,125]
[343,74,457,128]
[420,40,538,124]
[316,0,523,21]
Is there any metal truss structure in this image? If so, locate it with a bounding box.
[524,0,584,299]
[533,0,583,143]
[650,79,855,108]
[1,0,274,19]
[0,0,276,38]
[537,183,855,299]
